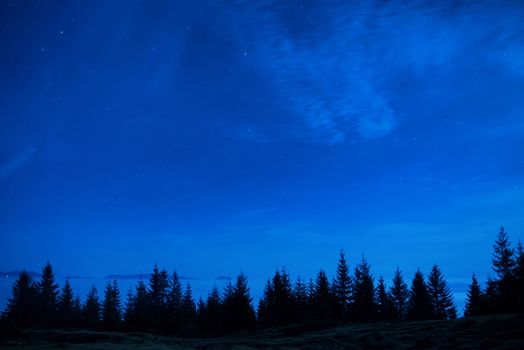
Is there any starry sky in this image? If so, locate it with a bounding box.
[1,0,523,288]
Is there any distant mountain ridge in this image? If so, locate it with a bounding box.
[1,271,197,280]
[103,274,198,280]
[1,271,41,279]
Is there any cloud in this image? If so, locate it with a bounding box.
[227,1,524,143]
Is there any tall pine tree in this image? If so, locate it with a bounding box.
[148,265,169,330]
[102,280,122,330]
[124,280,149,331]
[3,271,36,327]
[167,271,183,333]
[464,274,483,317]
[427,265,456,319]
[312,269,333,323]
[491,226,516,312]
[223,273,255,332]
[333,250,352,321]
[375,276,392,321]
[352,257,375,322]
[58,279,75,326]
[389,268,409,321]
[407,270,432,321]
[83,285,100,328]
[37,262,59,325]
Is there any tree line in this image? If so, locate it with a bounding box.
[2,226,523,336]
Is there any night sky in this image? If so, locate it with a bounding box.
[1,0,523,291]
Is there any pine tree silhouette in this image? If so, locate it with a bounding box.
[333,250,352,321]
[492,226,515,279]
[147,265,169,330]
[407,270,432,321]
[464,274,483,317]
[204,286,222,335]
[58,279,75,326]
[102,280,122,330]
[352,256,375,322]
[179,283,197,335]
[312,269,333,323]
[491,226,516,312]
[83,285,100,328]
[389,268,409,321]
[124,280,149,331]
[427,265,456,319]
[167,271,183,333]
[375,275,392,321]
[293,276,309,322]
[270,269,295,325]
[3,271,36,327]
[37,262,59,325]
[223,273,255,332]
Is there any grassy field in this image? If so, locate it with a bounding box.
[1,314,524,349]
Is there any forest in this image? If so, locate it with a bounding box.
[1,226,523,337]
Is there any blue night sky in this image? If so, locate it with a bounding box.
[1,0,523,292]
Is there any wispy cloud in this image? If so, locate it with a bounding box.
[227,1,524,143]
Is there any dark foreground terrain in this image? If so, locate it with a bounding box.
[1,315,524,350]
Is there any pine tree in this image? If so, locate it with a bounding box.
[223,273,255,332]
[37,262,59,325]
[124,280,149,331]
[179,283,197,335]
[375,276,392,321]
[167,271,183,333]
[427,265,456,319]
[407,270,432,321]
[492,226,515,279]
[293,276,309,321]
[148,265,169,330]
[333,250,352,321]
[464,274,483,317]
[204,286,222,335]
[3,271,37,327]
[58,279,75,326]
[352,257,375,322]
[271,269,295,325]
[389,268,409,321]
[312,269,333,323]
[181,283,196,321]
[83,285,100,328]
[102,280,122,329]
[491,226,516,312]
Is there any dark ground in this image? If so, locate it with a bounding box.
[1,314,524,349]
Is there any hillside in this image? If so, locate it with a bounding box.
[1,314,523,349]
